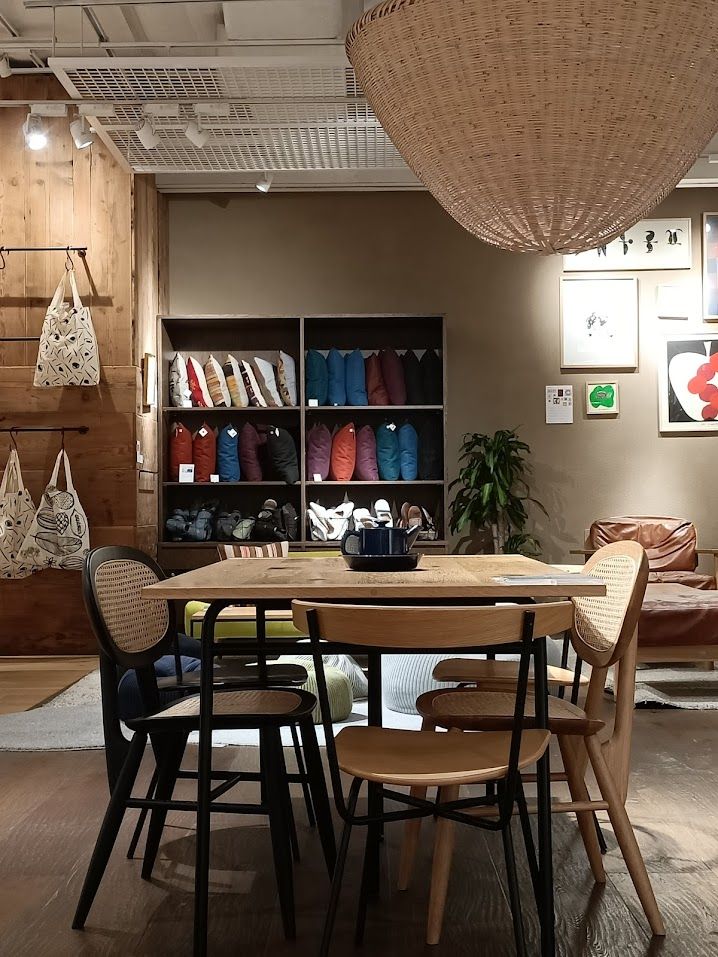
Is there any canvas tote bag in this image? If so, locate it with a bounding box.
[33,269,100,388]
[17,450,90,572]
[0,449,36,579]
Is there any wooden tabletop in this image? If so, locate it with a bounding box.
[143,554,606,601]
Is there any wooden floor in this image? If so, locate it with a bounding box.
[0,707,717,956]
[0,656,98,714]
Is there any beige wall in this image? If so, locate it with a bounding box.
[168,189,717,563]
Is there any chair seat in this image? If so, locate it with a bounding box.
[334,725,550,788]
[417,688,605,736]
[127,688,315,730]
[432,657,588,689]
[156,662,307,692]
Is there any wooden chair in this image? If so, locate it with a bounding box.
[402,542,665,941]
[74,547,336,948]
[293,598,575,956]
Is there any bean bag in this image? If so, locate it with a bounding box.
[118,653,202,722]
[223,354,249,408]
[186,356,212,408]
[280,663,353,724]
[266,426,299,484]
[398,422,419,481]
[192,424,217,483]
[240,359,267,408]
[306,349,328,405]
[420,348,443,404]
[383,654,457,714]
[168,422,193,482]
[330,423,357,482]
[278,351,297,406]
[307,423,332,481]
[355,425,379,480]
[380,348,407,405]
[418,418,443,479]
[376,423,400,480]
[169,353,191,408]
[254,356,284,407]
[217,425,240,482]
[366,353,390,405]
[327,348,346,406]
[239,422,264,482]
[402,350,423,405]
[204,354,230,408]
[345,349,368,406]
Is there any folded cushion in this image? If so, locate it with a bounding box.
[380,348,407,405]
[239,422,264,481]
[418,418,443,479]
[345,349,368,405]
[376,423,400,480]
[307,423,332,481]
[204,354,231,408]
[278,351,298,406]
[420,349,443,404]
[240,359,267,408]
[169,422,193,482]
[306,349,328,405]
[169,353,192,408]
[186,356,213,408]
[266,426,299,484]
[217,425,240,482]
[402,350,424,405]
[398,422,419,481]
[355,425,379,480]
[193,424,217,483]
[330,422,357,482]
[223,354,249,408]
[254,356,284,407]
[366,353,390,405]
[327,348,347,406]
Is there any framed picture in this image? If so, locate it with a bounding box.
[560,277,638,369]
[563,218,692,271]
[702,213,718,321]
[142,352,157,410]
[659,332,718,432]
[586,381,619,415]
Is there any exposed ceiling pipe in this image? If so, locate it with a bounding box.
[82,6,114,56]
[0,37,345,49]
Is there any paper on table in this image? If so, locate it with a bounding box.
[492,575,603,585]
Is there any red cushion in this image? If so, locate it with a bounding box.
[169,422,193,482]
[380,348,407,405]
[330,422,356,482]
[366,353,390,406]
[192,424,216,483]
[355,425,378,480]
[186,357,209,407]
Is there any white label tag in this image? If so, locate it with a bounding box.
[210,474,220,483]
[387,422,397,431]
[199,427,208,437]
[308,398,319,407]
[179,464,195,483]
[313,473,322,482]
[183,388,192,398]
[227,427,237,438]
[136,441,144,465]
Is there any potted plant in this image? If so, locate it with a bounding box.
[449,429,546,555]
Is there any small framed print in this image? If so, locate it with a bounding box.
[586,381,619,415]
[563,218,691,271]
[560,276,638,369]
[702,213,718,321]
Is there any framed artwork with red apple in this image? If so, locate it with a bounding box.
[659,333,718,432]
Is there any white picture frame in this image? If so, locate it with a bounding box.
[702,212,718,321]
[563,218,692,271]
[659,332,718,432]
[560,277,638,370]
[586,381,619,415]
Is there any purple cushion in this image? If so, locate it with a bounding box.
[355,425,379,480]
[239,422,264,482]
[380,348,407,405]
[307,423,332,480]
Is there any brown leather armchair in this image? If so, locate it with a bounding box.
[571,516,718,590]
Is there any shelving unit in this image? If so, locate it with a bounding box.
[157,314,447,571]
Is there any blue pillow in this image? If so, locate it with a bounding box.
[376,423,400,480]
[398,423,418,481]
[117,654,202,721]
[327,348,346,406]
[306,349,328,405]
[217,424,240,482]
[345,349,368,405]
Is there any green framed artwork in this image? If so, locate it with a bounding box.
[586,381,619,415]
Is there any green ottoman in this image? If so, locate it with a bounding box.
[281,659,353,724]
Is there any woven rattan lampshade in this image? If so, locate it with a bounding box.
[347,0,718,254]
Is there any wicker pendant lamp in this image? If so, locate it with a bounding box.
[347,0,718,254]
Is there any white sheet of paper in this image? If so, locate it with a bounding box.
[545,385,573,424]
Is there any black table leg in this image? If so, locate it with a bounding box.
[366,651,383,898]
[534,635,555,957]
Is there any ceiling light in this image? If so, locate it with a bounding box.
[23,113,47,151]
[70,116,94,150]
[0,56,11,79]
[185,120,210,148]
[137,118,160,150]
[256,173,273,193]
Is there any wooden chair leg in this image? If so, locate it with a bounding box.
[585,735,665,936]
[397,717,435,892]
[558,735,606,884]
[426,784,460,946]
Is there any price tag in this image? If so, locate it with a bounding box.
[228,427,237,438]
[308,398,319,407]
[210,474,220,483]
[199,427,208,437]
[313,473,322,482]
[179,464,195,483]
[387,422,397,431]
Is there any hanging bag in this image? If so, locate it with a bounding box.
[33,269,100,388]
[0,449,36,579]
[17,450,90,571]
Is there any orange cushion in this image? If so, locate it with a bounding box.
[192,424,216,483]
[169,422,193,482]
[366,353,390,406]
[330,422,356,482]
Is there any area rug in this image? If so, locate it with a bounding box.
[606,665,718,710]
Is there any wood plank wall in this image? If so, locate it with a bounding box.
[0,76,164,655]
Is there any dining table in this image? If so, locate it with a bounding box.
[142,553,606,957]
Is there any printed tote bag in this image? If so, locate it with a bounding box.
[0,450,36,579]
[17,450,90,572]
[33,269,100,388]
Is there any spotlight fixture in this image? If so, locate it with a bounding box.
[70,115,94,150]
[23,112,48,151]
[185,119,210,148]
[0,56,11,79]
[256,173,273,193]
[137,118,160,150]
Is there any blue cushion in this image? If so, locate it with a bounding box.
[117,653,201,722]
[305,350,328,405]
[345,349,368,405]
[376,423,400,481]
[398,423,418,481]
[217,425,240,482]
[327,348,346,406]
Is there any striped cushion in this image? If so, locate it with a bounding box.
[204,354,230,407]
[278,351,298,406]
[283,662,353,724]
[217,541,290,560]
[223,354,249,408]
[240,360,267,408]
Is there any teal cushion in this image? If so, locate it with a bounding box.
[306,350,328,405]
[327,348,346,406]
[398,422,418,481]
[345,349,368,405]
[376,423,400,481]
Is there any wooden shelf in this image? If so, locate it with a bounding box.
[164,481,296,487]
[305,404,443,412]
[305,480,443,486]
[162,406,298,413]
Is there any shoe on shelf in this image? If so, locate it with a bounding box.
[352,507,375,529]
[400,502,422,529]
[374,498,393,526]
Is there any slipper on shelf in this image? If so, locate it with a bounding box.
[374,498,393,526]
[353,507,375,529]
[400,502,423,529]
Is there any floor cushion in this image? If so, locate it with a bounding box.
[383,654,457,714]
[330,423,356,481]
[217,425,240,482]
[398,422,418,481]
[118,654,202,722]
[355,424,379,480]
[327,348,346,406]
[278,652,368,699]
[376,423,400,480]
[380,348,407,405]
[307,423,332,481]
[345,349,368,405]
[306,349,329,405]
[193,424,217,483]
[366,353,390,405]
[284,663,353,724]
[169,422,193,482]
[239,422,264,481]
[402,350,423,405]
